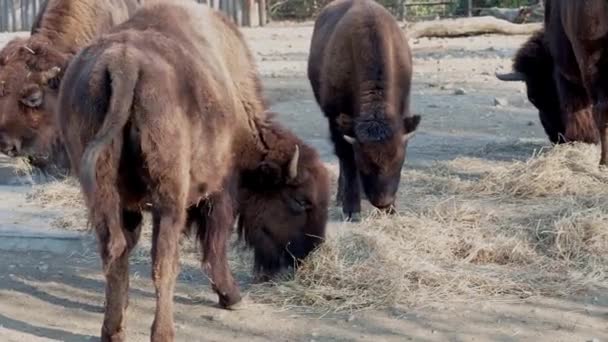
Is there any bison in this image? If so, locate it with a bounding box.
[0,0,141,174]
[496,29,598,144]
[307,0,421,221]
[538,0,608,165]
[58,1,329,340]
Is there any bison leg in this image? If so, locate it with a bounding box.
[336,167,344,205]
[198,190,242,309]
[100,209,143,342]
[329,124,361,221]
[554,72,599,144]
[150,208,184,342]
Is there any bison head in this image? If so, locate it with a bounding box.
[343,113,421,210]
[0,37,67,165]
[496,29,566,144]
[238,135,330,279]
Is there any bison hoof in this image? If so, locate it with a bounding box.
[342,212,361,222]
[101,327,125,342]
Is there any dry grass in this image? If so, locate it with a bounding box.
[26,178,84,208]
[22,142,608,314]
[249,143,608,313]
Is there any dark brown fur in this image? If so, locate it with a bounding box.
[544,0,608,164]
[0,0,141,173]
[498,29,599,144]
[58,2,329,340]
[307,0,420,220]
[237,112,330,280]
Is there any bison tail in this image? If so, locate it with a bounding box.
[79,53,139,197]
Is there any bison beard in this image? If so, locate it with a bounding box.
[58,2,329,340]
[307,0,420,221]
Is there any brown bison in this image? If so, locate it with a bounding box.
[0,0,141,174]
[540,0,608,165]
[307,0,421,221]
[58,1,328,340]
[496,29,598,144]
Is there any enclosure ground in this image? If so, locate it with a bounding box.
[0,23,607,341]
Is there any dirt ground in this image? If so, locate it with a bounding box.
[0,23,607,342]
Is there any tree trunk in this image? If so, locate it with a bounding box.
[407,16,542,38]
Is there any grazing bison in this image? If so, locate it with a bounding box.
[58,1,329,340]
[542,0,608,164]
[0,0,141,174]
[496,29,598,144]
[307,0,421,220]
[237,112,330,280]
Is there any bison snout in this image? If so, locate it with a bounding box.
[369,195,395,211]
[0,134,22,157]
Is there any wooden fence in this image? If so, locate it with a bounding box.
[0,0,539,32]
[0,0,268,32]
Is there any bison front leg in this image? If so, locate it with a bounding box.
[199,190,242,309]
[150,208,184,342]
[593,104,608,166]
[99,209,143,342]
[330,123,361,221]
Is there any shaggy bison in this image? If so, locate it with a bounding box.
[307,0,421,220]
[58,1,328,340]
[0,0,141,173]
[542,0,608,164]
[496,29,598,144]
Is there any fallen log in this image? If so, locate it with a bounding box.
[406,16,542,39]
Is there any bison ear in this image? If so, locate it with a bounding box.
[20,85,43,108]
[402,115,420,144]
[403,115,421,133]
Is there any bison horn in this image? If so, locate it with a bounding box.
[289,144,300,180]
[343,135,356,144]
[41,66,61,84]
[495,71,525,82]
[22,46,35,55]
[402,131,416,143]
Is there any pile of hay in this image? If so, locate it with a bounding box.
[23,143,608,314]
[250,143,608,313]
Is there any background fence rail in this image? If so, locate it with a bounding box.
[0,0,540,32]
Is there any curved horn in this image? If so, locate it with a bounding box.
[21,46,35,55]
[343,135,356,144]
[40,66,61,85]
[402,131,417,144]
[289,144,300,180]
[495,71,525,82]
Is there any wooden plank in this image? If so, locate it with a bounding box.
[235,0,242,26]
[10,0,17,32]
[258,0,266,26]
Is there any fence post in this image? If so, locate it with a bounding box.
[10,0,17,32]
[258,0,266,26]
[465,0,472,17]
[243,0,254,27]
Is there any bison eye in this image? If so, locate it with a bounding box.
[285,196,312,214]
[20,87,43,108]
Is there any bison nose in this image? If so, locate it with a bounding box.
[369,196,395,211]
[0,135,21,157]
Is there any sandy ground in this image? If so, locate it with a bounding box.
[0,23,607,342]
